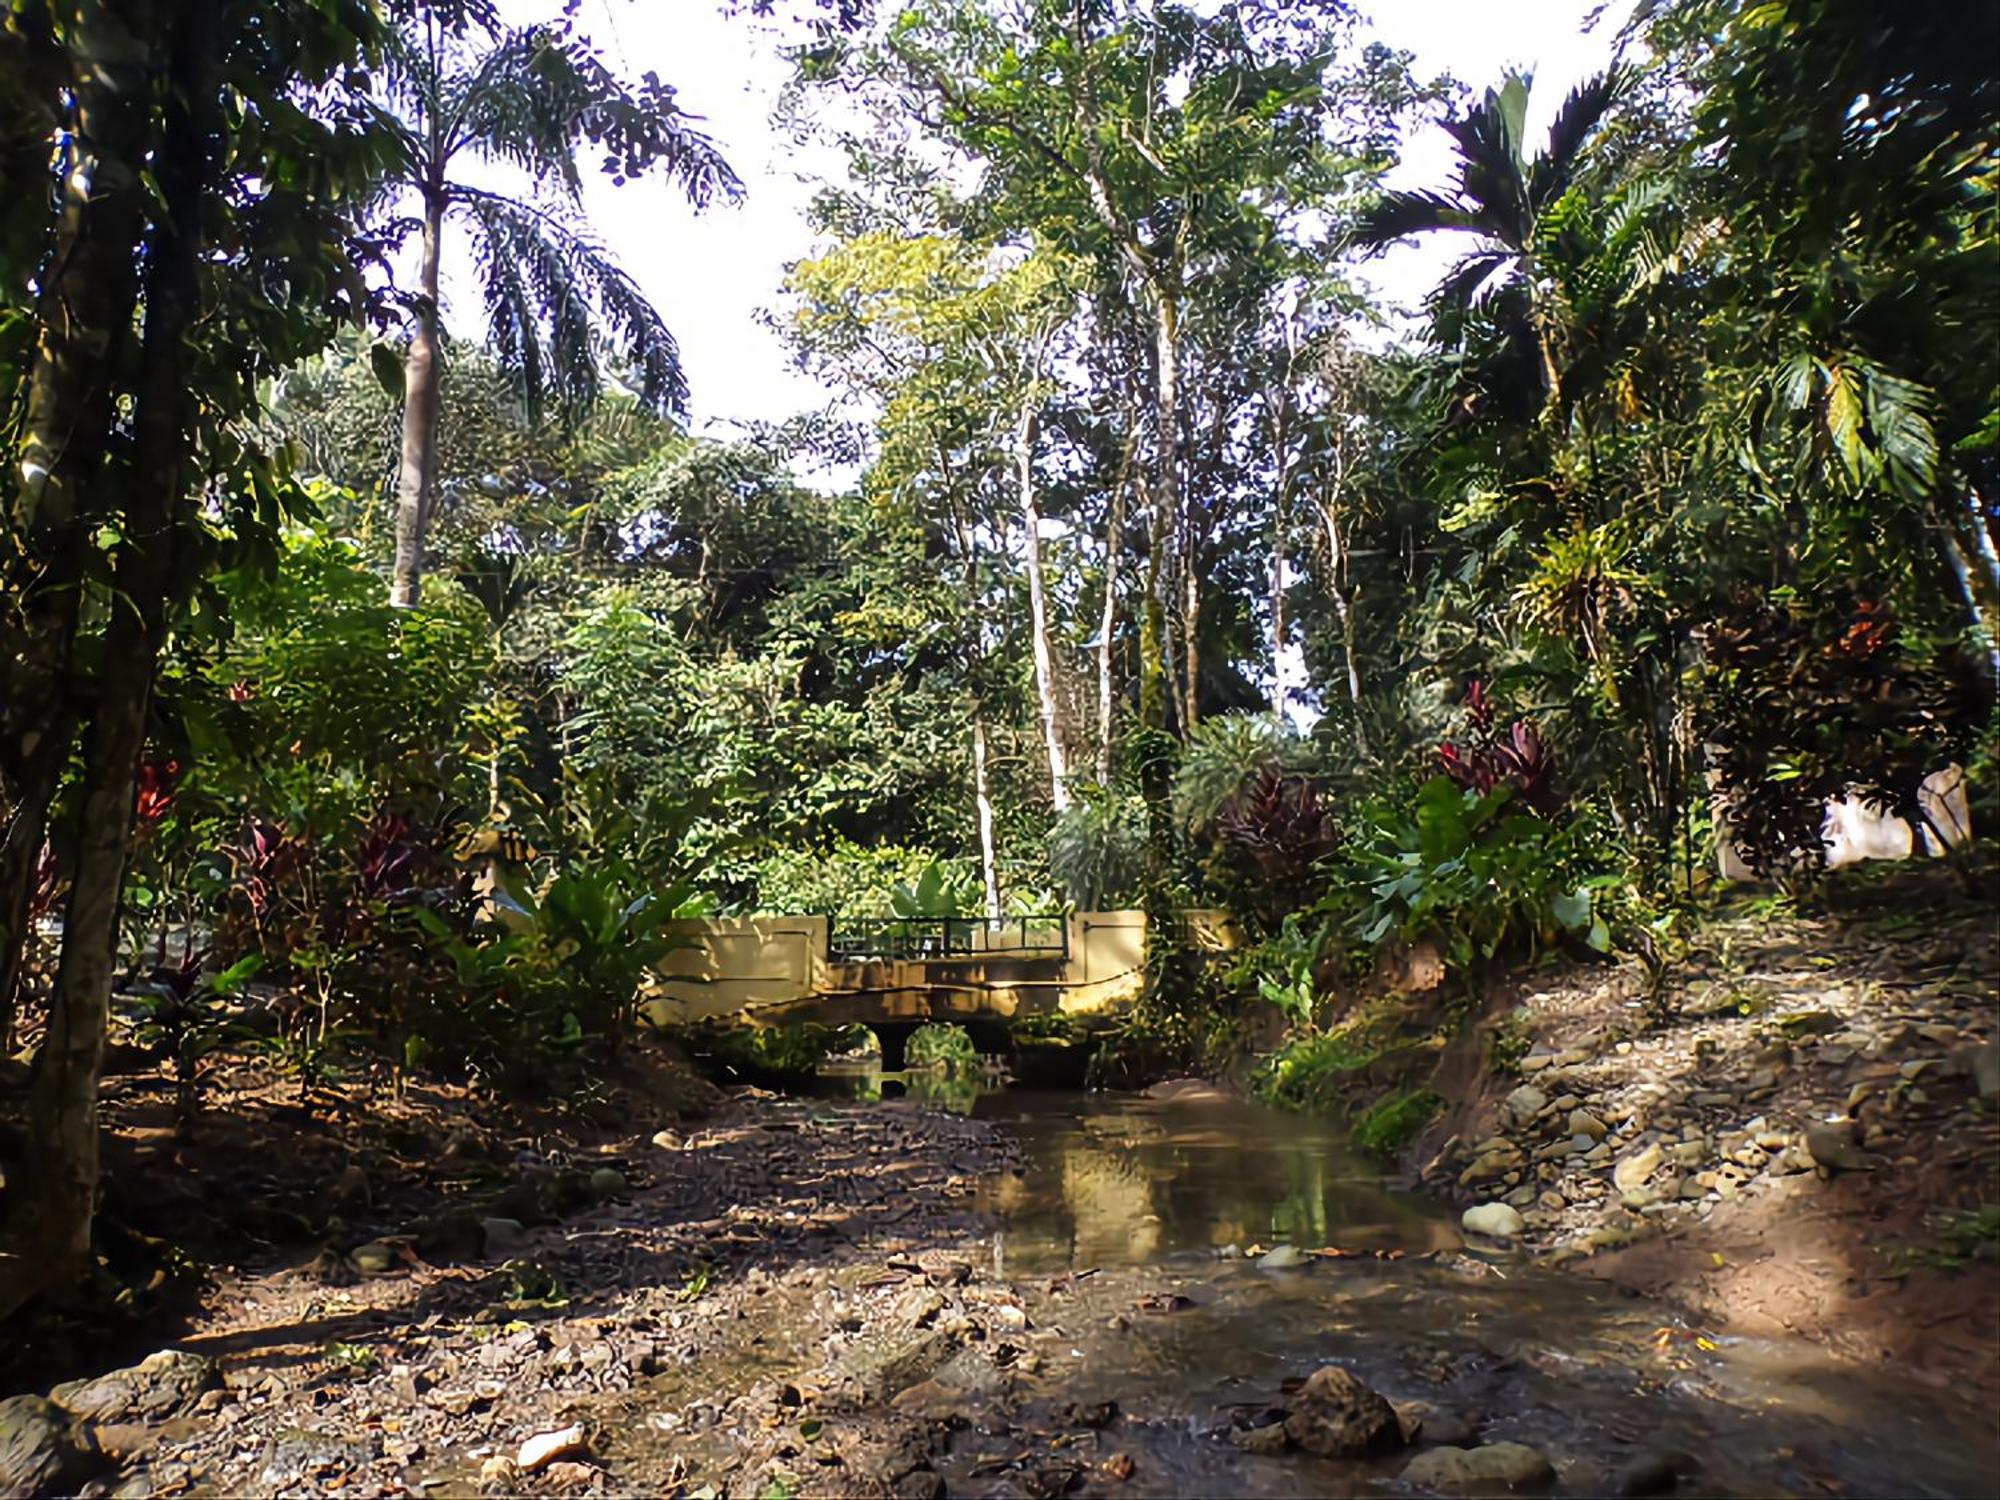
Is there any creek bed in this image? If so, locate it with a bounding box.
[808,1073,1998,1498]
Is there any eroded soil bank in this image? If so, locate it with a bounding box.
[6,1078,1997,1499]
[1414,870,2000,1406]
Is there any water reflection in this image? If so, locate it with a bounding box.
[972,1089,1447,1273]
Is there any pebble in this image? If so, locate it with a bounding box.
[518,1424,589,1471]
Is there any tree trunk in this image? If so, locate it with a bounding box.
[1,3,155,1038]
[1015,403,1070,812]
[972,712,1001,921]
[1321,500,1368,753]
[1940,509,2000,684]
[1096,443,1134,783]
[0,794,52,1053]
[1152,292,1185,733]
[1269,501,1288,724]
[1181,547,1202,732]
[390,192,446,608]
[20,0,207,1306]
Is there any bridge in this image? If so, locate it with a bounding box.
[641,910,1239,1069]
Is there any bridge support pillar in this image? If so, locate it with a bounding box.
[874,1023,916,1073]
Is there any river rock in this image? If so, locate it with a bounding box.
[517,1424,588,1471]
[651,1129,682,1150]
[0,1396,98,1498]
[50,1350,218,1425]
[1257,1244,1308,1270]
[587,1167,626,1199]
[1961,1040,2000,1100]
[1282,1365,1404,1458]
[1230,1420,1291,1455]
[1616,1452,1683,1495]
[1569,1109,1608,1141]
[1461,1203,1525,1239]
[1502,1085,1549,1127]
[481,1217,527,1258]
[1804,1120,1877,1172]
[1613,1143,1663,1194]
[1401,1441,1555,1494]
[349,1239,400,1274]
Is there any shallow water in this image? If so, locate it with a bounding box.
[823,1070,1999,1497]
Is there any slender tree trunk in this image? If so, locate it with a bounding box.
[0,795,52,1054]
[1152,292,1186,733]
[1015,403,1070,812]
[21,1,208,1304]
[972,712,1001,921]
[1321,500,1368,753]
[1097,438,1135,783]
[390,191,446,608]
[1181,549,1202,731]
[1940,511,2000,684]
[1269,496,1288,724]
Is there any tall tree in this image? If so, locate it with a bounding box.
[1,0,389,1314]
[827,0,1419,732]
[377,5,739,605]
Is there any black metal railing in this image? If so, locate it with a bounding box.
[828,915,1067,963]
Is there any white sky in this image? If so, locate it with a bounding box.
[475,0,1633,438]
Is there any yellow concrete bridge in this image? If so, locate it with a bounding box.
[641,911,1238,1068]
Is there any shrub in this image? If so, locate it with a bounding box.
[1049,785,1149,909]
[1352,1089,1443,1155]
[906,1023,978,1070]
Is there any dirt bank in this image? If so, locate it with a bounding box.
[1415,865,2000,1411]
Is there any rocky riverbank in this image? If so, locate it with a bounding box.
[2,1092,1022,1497]
[1419,872,2000,1404]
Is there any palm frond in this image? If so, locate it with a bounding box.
[452,184,688,422]
[446,24,742,209]
[1526,65,1629,208]
[1350,189,1479,249]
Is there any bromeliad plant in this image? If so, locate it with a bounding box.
[1437,679,1560,815]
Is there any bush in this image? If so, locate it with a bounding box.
[906,1023,978,1070]
[1327,777,1613,973]
[1049,785,1149,909]
[1352,1089,1443,1155]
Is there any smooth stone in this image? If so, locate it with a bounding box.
[1569,1110,1608,1140]
[1502,1085,1549,1125]
[517,1424,588,1471]
[1401,1441,1555,1494]
[1461,1203,1526,1239]
[480,1217,527,1258]
[1804,1121,1877,1172]
[588,1167,626,1198]
[1257,1244,1308,1270]
[349,1240,399,1274]
[1613,1143,1663,1193]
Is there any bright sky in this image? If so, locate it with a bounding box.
[478,0,1634,438]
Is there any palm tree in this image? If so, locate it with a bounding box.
[1351,69,1626,414]
[379,6,740,605]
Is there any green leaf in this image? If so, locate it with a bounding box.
[368,341,405,401]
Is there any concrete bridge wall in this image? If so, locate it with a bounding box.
[640,909,1239,1032]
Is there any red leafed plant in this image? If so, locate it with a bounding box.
[1438,679,1561,816]
[1217,766,1340,918]
[134,756,182,824]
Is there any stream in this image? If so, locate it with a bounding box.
[808,1069,1996,1498]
